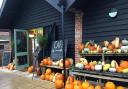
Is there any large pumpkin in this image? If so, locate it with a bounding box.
[46,68,52,75]
[28,66,33,73]
[117,86,124,89]
[82,80,90,89]
[120,61,128,69]
[55,79,64,89]
[40,74,45,80]
[104,82,116,89]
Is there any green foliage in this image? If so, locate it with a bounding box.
[37,34,48,48]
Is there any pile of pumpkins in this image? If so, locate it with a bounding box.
[75,58,128,73]
[79,37,128,54]
[64,75,125,89]
[40,57,73,68]
[6,63,15,70]
[40,68,64,82]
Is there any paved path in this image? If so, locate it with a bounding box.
[0,72,56,89]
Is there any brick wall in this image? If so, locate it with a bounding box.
[75,11,84,63]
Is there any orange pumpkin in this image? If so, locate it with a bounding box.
[78,43,84,51]
[9,64,15,70]
[56,73,64,80]
[82,80,90,89]
[40,74,45,80]
[28,66,33,73]
[65,59,71,68]
[74,80,82,85]
[95,85,102,89]
[67,76,74,83]
[46,68,52,75]
[45,74,50,81]
[48,60,53,66]
[117,86,124,89]
[43,58,48,65]
[104,81,116,89]
[108,44,114,50]
[87,85,94,89]
[74,83,83,89]
[65,79,74,89]
[120,60,128,69]
[117,67,123,73]
[55,79,64,89]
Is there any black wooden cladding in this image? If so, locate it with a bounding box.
[15,0,75,58]
[83,0,128,43]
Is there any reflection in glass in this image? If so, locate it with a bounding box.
[16,32,27,52]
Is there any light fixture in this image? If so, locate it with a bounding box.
[109,8,118,18]
[29,34,34,38]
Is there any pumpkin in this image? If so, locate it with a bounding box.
[46,68,52,75]
[117,86,124,89]
[43,58,48,65]
[87,85,94,89]
[82,80,90,89]
[45,74,50,80]
[117,67,123,73]
[49,73,55,81]
[65,79,74,89]
[85,64,91,70]
[108,44,114,50]
[9,64,15,70]
[104,81,116,89]
[67,76,74,83]
[40,74,45,80]
[74,83,83,89]
[28,66,33,73]
[48,60,53,66]
[56,73,64,80]
[78,43,84,51]
[95,85,102,89]
[55,79,64,89]
[65,59,71,68]
[120,60,128,69]
[74,80,82,85]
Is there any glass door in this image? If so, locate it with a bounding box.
[14,29,29,69]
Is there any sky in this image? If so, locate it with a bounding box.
[0,0,3,8]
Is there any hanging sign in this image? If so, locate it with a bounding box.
[51,40,68,61]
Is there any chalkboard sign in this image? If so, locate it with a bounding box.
[51,40,68,61]
[2,51,11,66]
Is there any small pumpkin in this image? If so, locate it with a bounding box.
[45,74,50,81]
[65,59,71,68]
[104,81,116,89]
[67,75,74,83]
[82,80,90,89]
[55,79,64,89]
[28,66,33,73]
[65,79,74,89]
[74,82,83,89]
[78,43,84,51]
[117,86,124,89]
[120,60,128,69]
[108,44,114,50]
[46,68,52,75]
[40,74,45,80]
[48,60,53,66]
[87,85,94,89]
[43,58,48,65]
[74,80,82,85]
[117,67,123,73]
[56,73,64,80]
[95,84,102,89]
